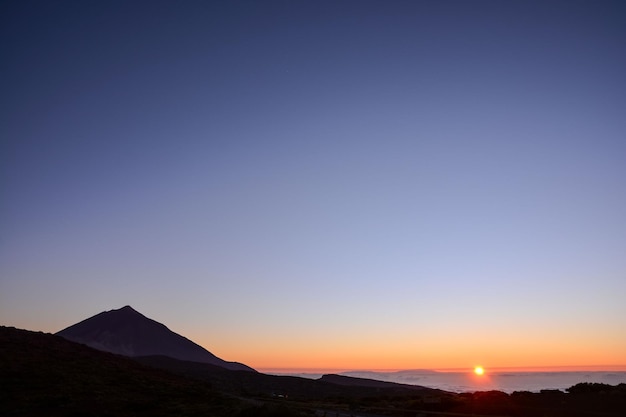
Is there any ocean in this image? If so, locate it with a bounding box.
[273,369,626,393]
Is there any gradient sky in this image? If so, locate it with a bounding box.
[2,0,625,372]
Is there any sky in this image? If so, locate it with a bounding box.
[1,0,625,373]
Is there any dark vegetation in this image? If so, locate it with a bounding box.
[2,326,625,417]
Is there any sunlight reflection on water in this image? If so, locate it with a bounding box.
[273,370,626,393]
[343,371,626,393]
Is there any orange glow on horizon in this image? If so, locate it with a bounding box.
[474,366,485,375]
[195,330,626,374]
[237,352,626,374]
[250,364,626,377]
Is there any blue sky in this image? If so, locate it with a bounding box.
[1,0,625,370]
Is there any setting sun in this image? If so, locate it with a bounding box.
[474,366,485,375]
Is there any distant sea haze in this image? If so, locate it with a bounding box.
[271,370,626,393]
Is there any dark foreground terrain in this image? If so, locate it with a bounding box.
[0,326,241,416]
[2,326,625,417]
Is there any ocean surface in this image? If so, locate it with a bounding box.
[274,370,626,393]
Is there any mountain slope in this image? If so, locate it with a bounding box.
[56,305,254,372]
[0,326,244,417]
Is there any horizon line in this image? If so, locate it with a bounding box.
[258,364,626,374]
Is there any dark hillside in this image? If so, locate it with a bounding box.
[0,326,243,417]
[135,355,442,401]
[319,373,422,389]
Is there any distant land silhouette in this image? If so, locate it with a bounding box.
[56,305,254,372]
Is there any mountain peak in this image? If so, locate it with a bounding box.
[56,306,255,372]
[115,305,140,314]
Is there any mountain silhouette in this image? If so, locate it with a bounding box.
[56,305,254,372]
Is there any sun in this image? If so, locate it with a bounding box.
[474,366,485,376]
